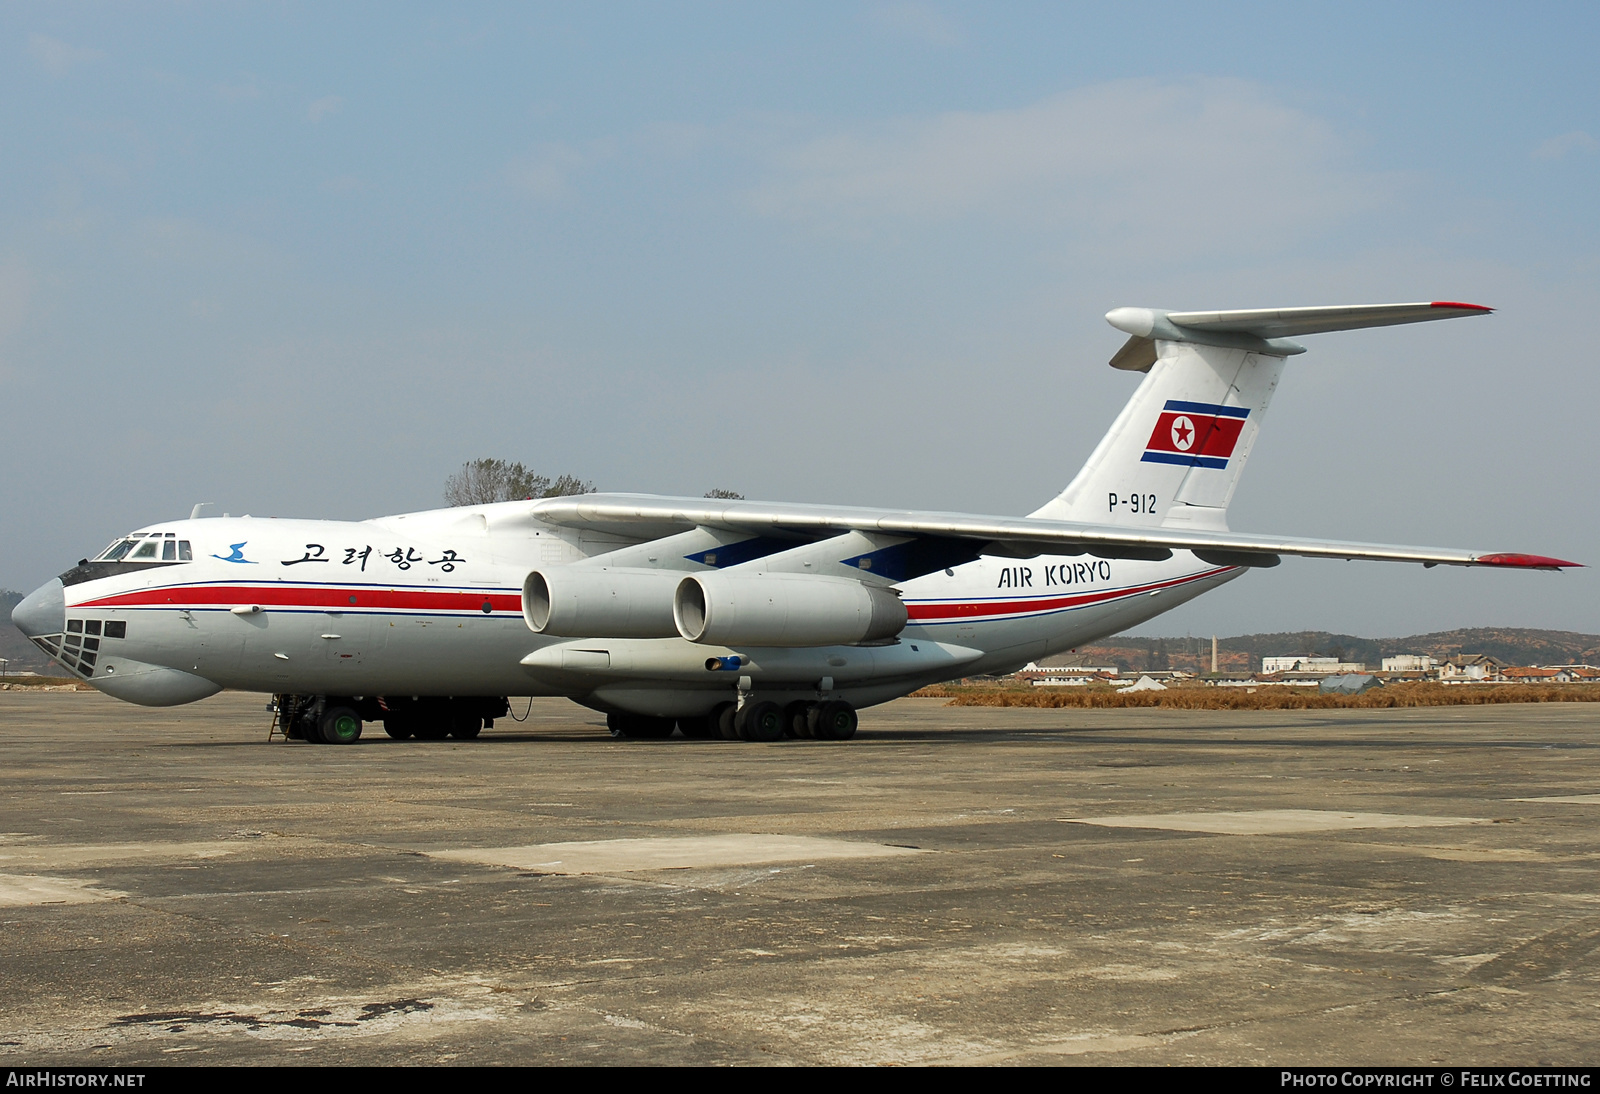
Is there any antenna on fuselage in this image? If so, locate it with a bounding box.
[190,502,215,519]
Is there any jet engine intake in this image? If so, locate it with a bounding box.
[673,572,907,647]
[523,567,682,638]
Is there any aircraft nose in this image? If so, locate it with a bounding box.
[11,578,65,638]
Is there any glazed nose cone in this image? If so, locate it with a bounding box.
[11,578,65,638]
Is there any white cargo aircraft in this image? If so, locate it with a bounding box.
[11,302,1578,744]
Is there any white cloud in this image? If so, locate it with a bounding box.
[308,95,344,123]
[748,79,1396,256]
[216,76,263,102]
[505,142,610,200]
[28,33,103,76]
[867,2,962,46]
[0,256,33,339]
[130,217,290,273]
[321,174,366,194]
[0,256,35,385]
[1533,130,1597,160]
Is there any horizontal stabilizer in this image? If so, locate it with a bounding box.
[1165,301,1492,338]
[1105,301,1492,365]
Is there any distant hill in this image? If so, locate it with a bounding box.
[1,589,55,674]
[1071,628,1600,674]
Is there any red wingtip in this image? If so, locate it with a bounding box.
[1477,552,1582,569]
[1431,301,1494,312]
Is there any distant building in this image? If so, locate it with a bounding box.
[1437,654,1503,682]
[1382,655,1437,673]
[1320,673,1384,695]
[1502,667,1561,682]
[1262,656,1367,674]
[1017,662,1119,686]
[1022,661,1119,676]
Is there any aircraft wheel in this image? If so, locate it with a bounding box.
[809,701,857,741]
[737,701,785,742]
[784,702,814,739]
[449,715,483,740]
[634,716,676,739]
[677,715,718,739]
[383,717,414,740]
[714,702,739,740]
[607,712,675,739]
[414,719,450,740]
[319,706,363,745]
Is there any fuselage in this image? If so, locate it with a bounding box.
[20,505,1241,716]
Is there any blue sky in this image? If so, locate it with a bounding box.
[2,2,1596,637]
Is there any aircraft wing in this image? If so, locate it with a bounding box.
[524,494,1579,570]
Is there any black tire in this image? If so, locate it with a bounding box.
[784,702,814,739]
[809,700,857,741]
[677,715,718,739]
[449,715,483,739]
[607,712,675,739]
[382,717,414,740]
[414,719,450,740]
[319,706,363,745]
[714,702,739,740]
[280,698,311,740]
[737,700,785,742]
[635,716,676,739]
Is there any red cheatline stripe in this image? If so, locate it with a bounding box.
[1429,301,1493,312]
[905,568,1230,622]
[77,584,524,614]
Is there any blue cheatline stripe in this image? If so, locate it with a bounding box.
[1163,400,1250,419]
[1141,451,1230,470]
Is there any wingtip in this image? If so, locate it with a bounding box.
[1431,301,1494,313]
[1476,552,1581,570]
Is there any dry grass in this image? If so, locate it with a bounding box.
[910,682,1600,710]
[0,677,92,690]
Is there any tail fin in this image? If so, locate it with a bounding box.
[1031,340,1283,531]
[1030,301,1492,531]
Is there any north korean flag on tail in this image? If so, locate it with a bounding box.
[1142,400,1249,469]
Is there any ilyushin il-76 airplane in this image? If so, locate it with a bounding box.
[10,302,1580,744]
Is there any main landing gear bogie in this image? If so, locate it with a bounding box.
[274,695,507,745]
[602,699,859,743]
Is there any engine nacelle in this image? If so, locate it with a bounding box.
[673,572,907,647]
[523,567,682,638]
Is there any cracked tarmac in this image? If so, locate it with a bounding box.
[1,691,1597,1065]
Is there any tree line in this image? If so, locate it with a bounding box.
[444,459,742,505]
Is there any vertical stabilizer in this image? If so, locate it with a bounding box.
[1030,340,1286,531]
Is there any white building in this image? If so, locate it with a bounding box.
[1381,655,1437,673]
[1437,655,1503,682]
[1262,656,1367,674]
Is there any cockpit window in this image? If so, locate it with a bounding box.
[89,533,193,566]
